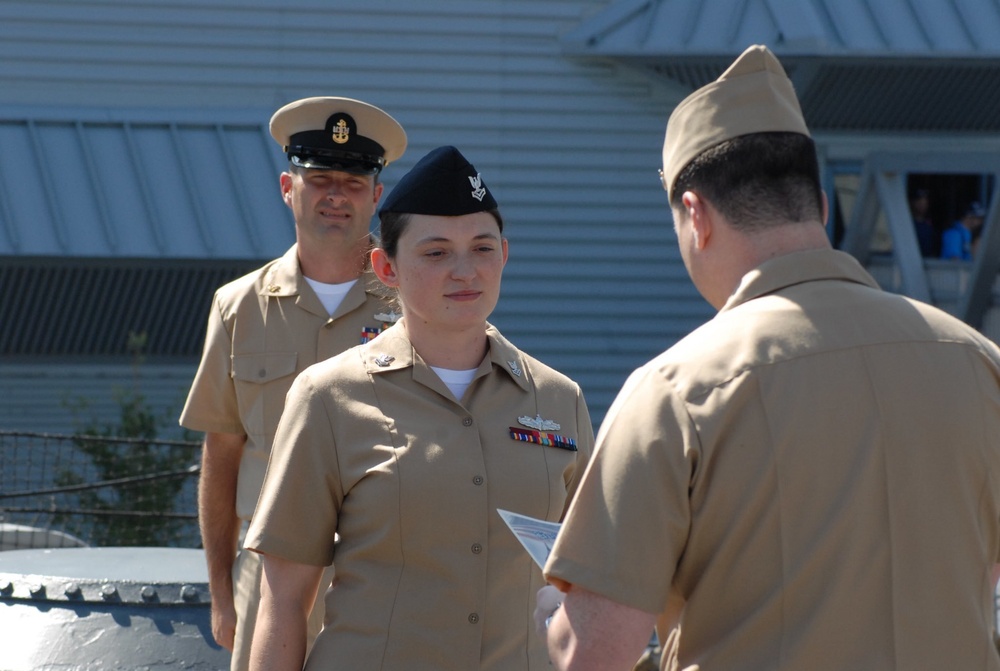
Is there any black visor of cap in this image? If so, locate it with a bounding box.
[288,148,384,174]
[286,126,387,175]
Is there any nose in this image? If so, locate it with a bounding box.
[325,183,348,205]
[451,253,476,280]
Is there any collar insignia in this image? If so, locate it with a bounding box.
[518,414,560,431]
[374,354,395,367]
[507,360,522,377]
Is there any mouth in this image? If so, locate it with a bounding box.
[445,290,481,301]
[319,208,351,221]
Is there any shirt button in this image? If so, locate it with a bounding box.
[258,369,266,378]
[468,613,480,624]
[471,543,483,554]
[472,475,484,486]
[462,417,473,427]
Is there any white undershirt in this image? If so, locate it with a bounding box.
[304,277,357,316]
[430,366,478,400]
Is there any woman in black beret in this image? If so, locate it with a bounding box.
[246,146,595,670]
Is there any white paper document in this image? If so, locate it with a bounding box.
[497,508,561,569]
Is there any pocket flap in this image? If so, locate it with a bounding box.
[232,352,298,384]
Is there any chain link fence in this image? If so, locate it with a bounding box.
[1,430,202,549]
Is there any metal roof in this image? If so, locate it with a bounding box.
[0,110,293,259]
[562,0,1000,131]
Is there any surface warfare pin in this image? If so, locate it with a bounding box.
[518,414,559,431]
[361,311,402,344]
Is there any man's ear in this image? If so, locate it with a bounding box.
[279,172,293,208]
[682,191,712,250]
[370,248,399,287]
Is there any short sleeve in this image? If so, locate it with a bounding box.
[544,365,696,614]
[244,370,343,566]
[179,292,243,434]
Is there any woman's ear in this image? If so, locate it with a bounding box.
[370,248,399,287]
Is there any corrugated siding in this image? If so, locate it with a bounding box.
[562,0,1000,132]
[0,0,713,429]
[562,0,1000,56]
[0,118,292,259]
[0,363,196,438]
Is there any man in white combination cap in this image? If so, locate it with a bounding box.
[180,96,405,671]
[538,45,1000,670]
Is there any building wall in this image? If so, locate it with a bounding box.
[0,0,712,433]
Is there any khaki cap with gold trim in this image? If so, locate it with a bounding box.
[661,44,810,197]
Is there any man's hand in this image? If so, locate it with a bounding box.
[210,593,237,651]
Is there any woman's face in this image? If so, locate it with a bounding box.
[372,211,508,333]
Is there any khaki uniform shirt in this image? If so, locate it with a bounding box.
[545,249,1000,671]
[246,321,595,671]
[180,245,395,520]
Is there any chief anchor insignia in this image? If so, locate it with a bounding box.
[332,118,350,144]
[374,354,395,367]
[507,360,522,377]
[469,173,487,201]
[518,414,560,431]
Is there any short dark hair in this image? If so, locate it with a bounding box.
[377,209,504,258]
[670,132,823,231]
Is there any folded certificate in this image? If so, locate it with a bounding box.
[497,508,561,569]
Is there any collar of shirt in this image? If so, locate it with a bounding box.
[720,248,880,315]
[363,320,531,393]
[257,244,382,319]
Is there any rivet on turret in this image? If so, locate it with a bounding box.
[101,584,119,600]
[141,585,158,601]
[180,585,199,602]
[64,582,82,598]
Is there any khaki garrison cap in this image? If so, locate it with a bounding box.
[270,96,407,174]
[661,44,810,198]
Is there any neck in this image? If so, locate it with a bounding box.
[403,320,489,369]
[710,220,831,309]
[297,237,370,284]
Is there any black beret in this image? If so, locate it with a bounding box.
[379,146,498,216]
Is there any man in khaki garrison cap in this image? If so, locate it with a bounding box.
[179,96,405,671]
[537,45,1000,670]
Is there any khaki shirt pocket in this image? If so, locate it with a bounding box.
[230,352,299,442]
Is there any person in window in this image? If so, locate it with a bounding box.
[245,146,595,671]
[910,188,939,257]
[941,201,986,260]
